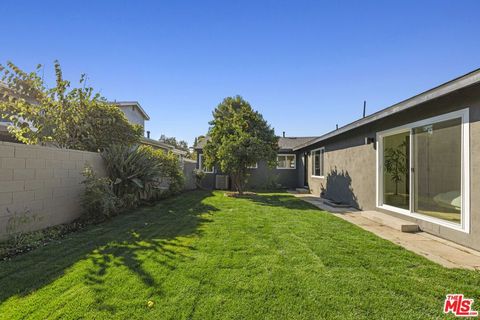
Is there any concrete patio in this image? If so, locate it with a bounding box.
[291,192,480,270]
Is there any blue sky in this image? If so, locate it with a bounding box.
[1,1,479,145]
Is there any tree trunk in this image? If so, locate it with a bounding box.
[231,172,244,195]
[237,176,243,195]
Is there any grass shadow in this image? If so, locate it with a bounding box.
[238,191,317,211]
[0,190,217,308]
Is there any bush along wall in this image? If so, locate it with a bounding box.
[81,144,185,222]
[1,144,186,260]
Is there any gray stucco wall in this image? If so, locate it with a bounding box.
[118,105,145,128]
[246,159,299,190]
[302,83,480,251]
[306,140,375,209]
[195,150,300,190]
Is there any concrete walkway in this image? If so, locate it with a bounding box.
[292,193,480,270]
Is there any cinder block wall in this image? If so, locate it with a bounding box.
[0,142,105,239]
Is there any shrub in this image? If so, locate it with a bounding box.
[142,146,185,196]
[1,222,85,260]
[102,145,184,205]
[193,169,206,188]
[81,166,123,221]
[102,145,164,206]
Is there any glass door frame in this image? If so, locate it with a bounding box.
[376,108,470,233]
[377,128,411,216]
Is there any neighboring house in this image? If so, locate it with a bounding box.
[115,101,150,128]
[115,101,191,191]
[0,82,21,143]
[194,135,318,190]
[142,136,188,162]
[114,101,187,160]
[195,68,480,252]
[0,113,16,142]
[0,94,187,161]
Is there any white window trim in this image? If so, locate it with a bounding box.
[247,163,258,169]
[198,154,214,173]
[311,147,325,178]
[276,154,296,169]
[375,108,470,234]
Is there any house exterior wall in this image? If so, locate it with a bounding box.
[306,139,375,209]
[195,150,300,190]
[118,105,145,128]
[246,157,299,189]
[302,83,480,251]
[195,151,215,189]
[0,142,105,240]
[0,124,18,143]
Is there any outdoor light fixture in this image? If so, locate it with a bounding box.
[365,137,375,144]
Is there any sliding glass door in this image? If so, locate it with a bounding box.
[382,131,410,210]
[377,109,469,231]
[412,118,462,223]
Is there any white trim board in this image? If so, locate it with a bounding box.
[311,147,325,178]
[198,154,214,173]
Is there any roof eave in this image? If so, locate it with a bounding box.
[114,101,151,121]
[293,68,480,151]
[140,137,174,149]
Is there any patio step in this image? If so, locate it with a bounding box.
[323,198,352,208]
[360,211,420,233]
[295,188,310,194]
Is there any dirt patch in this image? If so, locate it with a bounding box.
[224,191,257,198]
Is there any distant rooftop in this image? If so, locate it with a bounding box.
[140,137,187,155]
[195,136,319,151]
[113,101,150,120]
[277,136,318,151]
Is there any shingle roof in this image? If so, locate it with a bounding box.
[277,137,318,150]
[195,136,318,151]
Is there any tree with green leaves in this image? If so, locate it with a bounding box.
[159,134,192,158]
[0,61,142,151]
[203,96,278,194]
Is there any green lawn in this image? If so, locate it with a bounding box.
[1,191,479,319]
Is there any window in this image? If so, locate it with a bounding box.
[198,154,213,173]
[247,163,258,169]
[312,148,325,177]
[277,154,296,169]
[377,108,470,232]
